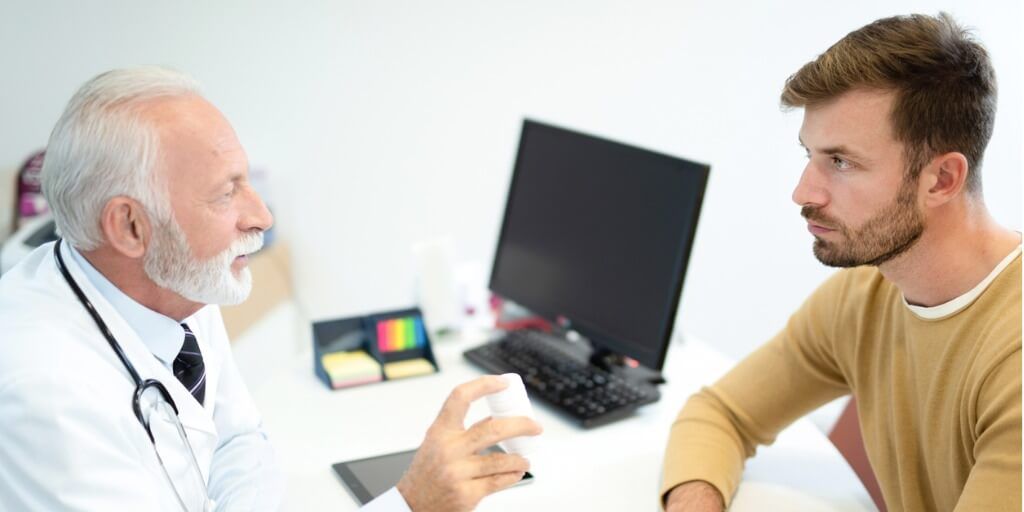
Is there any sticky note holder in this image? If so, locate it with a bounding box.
[312,307,440,390]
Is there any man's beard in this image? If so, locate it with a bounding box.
[143,218,264,305]
[802,177,925,268]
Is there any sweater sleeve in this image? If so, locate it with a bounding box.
[660,271,853,508]
[954,349,1021,512]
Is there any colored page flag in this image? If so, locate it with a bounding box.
[377,316,427,353]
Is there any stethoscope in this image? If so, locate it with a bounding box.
[53,239,210,511]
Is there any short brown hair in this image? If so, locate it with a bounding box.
[781,13,996,193]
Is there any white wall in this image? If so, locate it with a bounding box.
[1,0,1019,360]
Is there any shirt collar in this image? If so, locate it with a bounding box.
[67,244,186,365]
[903,244,1022,320]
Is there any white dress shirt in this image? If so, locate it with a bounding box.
[363,487,413,511]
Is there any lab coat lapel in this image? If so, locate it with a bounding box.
[129,334,218,438]
[56,242,218,438]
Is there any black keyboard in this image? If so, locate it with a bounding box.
[464,330,660,428]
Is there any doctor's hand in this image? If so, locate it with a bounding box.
[664,481,725,512]
[396,376,543,512]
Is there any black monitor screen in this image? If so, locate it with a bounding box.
[490,120,709,371]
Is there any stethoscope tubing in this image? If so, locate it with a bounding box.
[52,239,208,511]
[52,239,180,437]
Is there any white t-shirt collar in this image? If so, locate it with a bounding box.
[903,245,1022,320]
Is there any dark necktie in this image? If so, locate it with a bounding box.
[174,323,206,405]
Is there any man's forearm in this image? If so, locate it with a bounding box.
[664,480,725,512]
[660,388,750,509]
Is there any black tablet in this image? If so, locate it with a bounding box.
[332,445,534,505]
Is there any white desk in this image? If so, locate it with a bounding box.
[236,307,874,511]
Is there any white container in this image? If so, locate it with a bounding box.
[485,373,538,457]
[412,237,462,333]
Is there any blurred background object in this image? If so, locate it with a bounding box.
[0,213,58,274]
[413,237,462,334]
[13,150,48,233]
[1,150,56,274]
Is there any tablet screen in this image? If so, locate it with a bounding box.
[332,445,532,504]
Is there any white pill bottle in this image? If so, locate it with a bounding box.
[485,373,538,457]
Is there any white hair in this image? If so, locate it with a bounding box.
[41,66,202,250]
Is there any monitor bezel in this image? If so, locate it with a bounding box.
[488,119,709,371]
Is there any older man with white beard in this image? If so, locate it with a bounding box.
[0,67,540,512]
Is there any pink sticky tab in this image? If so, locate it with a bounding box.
[376,321,388,352]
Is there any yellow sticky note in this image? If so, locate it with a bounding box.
[322,350,382,388]
[383,358,435,380]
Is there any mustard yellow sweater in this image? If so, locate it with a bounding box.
[661,255,1021,511]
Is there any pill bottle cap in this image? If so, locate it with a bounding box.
[486,373,529,413]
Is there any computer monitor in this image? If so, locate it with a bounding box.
[490,120,709,372]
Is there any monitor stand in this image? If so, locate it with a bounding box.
[588,346,667,386]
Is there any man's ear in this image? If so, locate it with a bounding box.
[99,197,152,259]
[919,151,969,209]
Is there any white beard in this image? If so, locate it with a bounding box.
[143,218,264,305]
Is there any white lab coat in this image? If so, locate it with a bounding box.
[0,242,283,511]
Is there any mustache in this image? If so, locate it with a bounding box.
[801,206,840,230]
[228,232,264,258]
